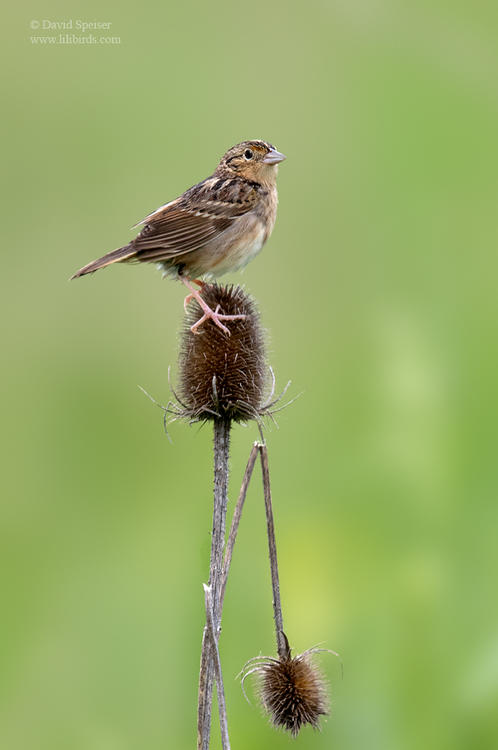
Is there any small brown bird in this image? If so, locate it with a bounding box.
[72,140,285,334]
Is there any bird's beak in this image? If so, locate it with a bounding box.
[263,148,286,164]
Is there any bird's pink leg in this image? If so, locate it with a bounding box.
[181,277,246,335]
[183,279,206,311]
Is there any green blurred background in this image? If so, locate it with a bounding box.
[2,1,498,748]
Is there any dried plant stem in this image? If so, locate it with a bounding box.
[197,436,265,748]
[197,628,211,750]
[204,584,231,750]
[211,418,231,621]
[259,443,288,660]
[198,418,231,750]
[220,442,259,610]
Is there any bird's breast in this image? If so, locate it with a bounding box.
[260,185,278,245]
[208,213,267,276]
[178,184,278,279]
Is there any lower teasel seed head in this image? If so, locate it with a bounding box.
[260,654,329,736]
[178,284,267,422]
[241,647,330,737]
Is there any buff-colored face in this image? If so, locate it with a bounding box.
[218,140,286,181]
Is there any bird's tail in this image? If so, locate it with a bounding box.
[71,244,136,279]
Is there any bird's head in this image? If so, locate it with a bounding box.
[217,140,286,183]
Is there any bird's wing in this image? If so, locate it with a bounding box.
[130,178,260,261]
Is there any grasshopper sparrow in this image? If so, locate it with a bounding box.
[72,140,285,334]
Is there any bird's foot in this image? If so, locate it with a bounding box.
[181,278,246,335]
[183,279,205,311]
[191,303,246,335]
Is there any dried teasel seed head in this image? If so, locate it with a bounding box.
[241,646,330,737]
[260,654,329,736]
[178,284,267,422]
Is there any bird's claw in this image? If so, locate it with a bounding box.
[181,278,246,335]
[191,304,246,335]
[184,293,195,311]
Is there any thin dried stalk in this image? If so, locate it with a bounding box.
[204,584,231,750]
[198,431,259,748]
[197,418,231,750]
[220,442,259,610]
[259,443,287,660]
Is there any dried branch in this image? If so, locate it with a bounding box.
[204,584,231,750]
[220,442,259,610]
[258,442,287,660]
[197,417,231,750]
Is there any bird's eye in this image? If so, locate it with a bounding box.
[244,149,254,160]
